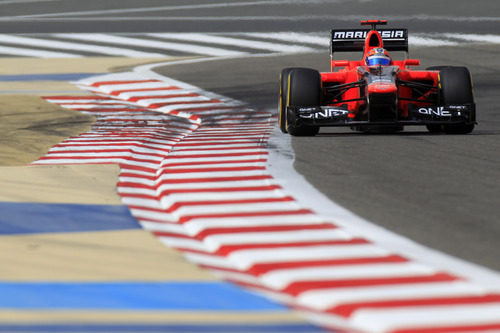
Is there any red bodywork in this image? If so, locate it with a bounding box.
[320,28,439,120]
[281,19,475,135]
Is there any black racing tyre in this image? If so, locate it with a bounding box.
[439,67,474,105]
[279,68,293,133]
[286,68,321,136]
[428,66,475,134]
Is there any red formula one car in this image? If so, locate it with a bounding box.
[279,20,476,135]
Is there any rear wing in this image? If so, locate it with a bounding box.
[330,28,408,55]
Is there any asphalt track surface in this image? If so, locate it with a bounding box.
[2,0,498,273]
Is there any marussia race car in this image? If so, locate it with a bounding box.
[279,20,476,135]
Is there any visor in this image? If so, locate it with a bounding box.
[366,57,391,66]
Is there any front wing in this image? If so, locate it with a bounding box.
[287,104,476,127]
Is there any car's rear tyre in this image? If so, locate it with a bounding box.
[427,66,475,134]
[286,68,321,136]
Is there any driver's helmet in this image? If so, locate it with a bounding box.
[365,48,391,66]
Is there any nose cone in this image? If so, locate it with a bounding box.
[368,82,397,94]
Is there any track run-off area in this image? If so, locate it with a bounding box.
[17,59,500,332]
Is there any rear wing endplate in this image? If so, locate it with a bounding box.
[330,29,408,55]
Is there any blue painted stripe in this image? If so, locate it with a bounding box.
[0,324,329,332]
[0,73,102,81]
[0,202,140,235]
[0,282,285,310]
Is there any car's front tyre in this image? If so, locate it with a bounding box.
[279,68,293,133]
[286,68,321,136]
[428,66,475,134]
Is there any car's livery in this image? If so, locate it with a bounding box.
[279,20,476,135]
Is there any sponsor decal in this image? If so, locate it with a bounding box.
[299,107,349,119]
[447,105,467,110]
[418,107,452,117]
[298,107,317,112]
[371,78,394,83]
[333,31,367,39]
[333,30,405,40]
[380,30,405,39]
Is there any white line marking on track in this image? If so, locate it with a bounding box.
[0,45,81,58]
[0,34,166,57]
[149,33,316,54]
[241,32,328,46]
[444,33,500,44]
[56,33,248,57]
[409,36,458,46]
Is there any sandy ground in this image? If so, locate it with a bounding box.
[0,310,304,324]
[0,229,215,281]
[0,57,216,282]
[0,57,171,75]
[0,164,123,204]
[0,95,94,166]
